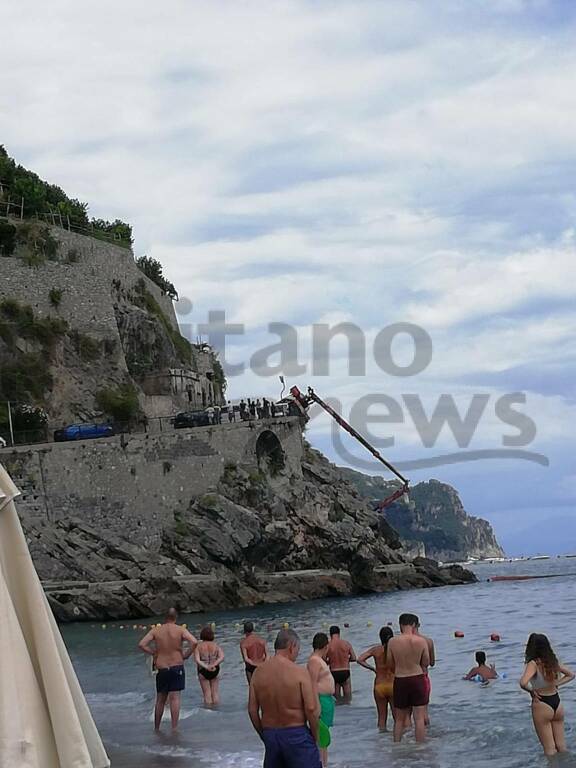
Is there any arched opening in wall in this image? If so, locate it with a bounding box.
[256,430,285,476]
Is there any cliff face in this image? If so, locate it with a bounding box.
[0,222,223,438]
[340,470,504,562]
[7,437,476,622]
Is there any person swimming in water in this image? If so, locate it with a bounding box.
[195,625,225,706]
[357,626,396,731]
[464,651,498,682]
[307,633,335,767]
[519,633,574,757]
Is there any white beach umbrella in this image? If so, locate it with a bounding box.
[0,462,110,768]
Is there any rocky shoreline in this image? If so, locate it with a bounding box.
[31,444,477,622]
[45,562,476,622]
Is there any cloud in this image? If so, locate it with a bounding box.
[2,0,576,551]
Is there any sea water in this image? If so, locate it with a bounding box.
[63,559,576,767]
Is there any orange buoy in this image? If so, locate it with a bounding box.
[454,631,465,638]
[490,633,501,642]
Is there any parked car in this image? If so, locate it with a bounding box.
[173,410,211,429]
[54,423,114,442]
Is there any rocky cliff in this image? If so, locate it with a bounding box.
[340,470,504,561]
[13,442,476,622]
[0,222,224,440]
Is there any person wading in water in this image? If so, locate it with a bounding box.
[358,626,396,731]
[520,633,574,757]
[138,608,198,731]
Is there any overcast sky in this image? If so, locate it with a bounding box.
[2,0,575,554]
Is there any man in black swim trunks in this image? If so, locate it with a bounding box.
[138,608,198,731]
[240,621,268,684]
[326,626,356,701]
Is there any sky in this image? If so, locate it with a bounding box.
[1,0,575,554]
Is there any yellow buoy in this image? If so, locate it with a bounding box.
[101,624,107,629]
[282,622,289,629]
[182,623,187,629]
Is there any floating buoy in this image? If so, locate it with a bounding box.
[235,623,241,629]
[454,631,465,638]
[490,633,501,642]
[211,622,216,630]
[282,622,290,629]
[119,625,125,630]
[101,624,107,630]
[132,625,137,630]
[367,621,373,627]
[182,623,187,629]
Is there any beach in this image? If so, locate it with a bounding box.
[65,559,576,768]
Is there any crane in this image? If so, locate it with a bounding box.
[289,385,409,510]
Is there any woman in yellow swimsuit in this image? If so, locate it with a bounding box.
[358,626,395,731]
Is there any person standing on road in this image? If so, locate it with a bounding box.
[249,629,321,768]
[138,608,198,732]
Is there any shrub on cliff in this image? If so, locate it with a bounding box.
[0,353,53,403]
[0,298,67,347]
[0,146,132,248]
[132,279,193,366]
[136,255,178,298]
[0,220,17,257]
[96,383,140,423]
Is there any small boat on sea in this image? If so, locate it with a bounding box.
[530,555,550,561]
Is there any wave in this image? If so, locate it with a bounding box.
[86,692,150,708]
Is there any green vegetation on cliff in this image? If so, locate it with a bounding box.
[341,469,504,561]
[0,146,132,247]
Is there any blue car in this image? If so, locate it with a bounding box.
[54,423,114,442]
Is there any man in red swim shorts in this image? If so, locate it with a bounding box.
[388,613,431,743]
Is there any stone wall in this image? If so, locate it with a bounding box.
[1,417,303,551]
[0,225,177,337]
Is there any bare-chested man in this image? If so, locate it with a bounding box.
[326,626,356,701]
[416,619,435,726]
[308,633,335,768]
[248,628,322,768]
[138,607,198,731]
[387,613,430,743]
[240,621,268,684]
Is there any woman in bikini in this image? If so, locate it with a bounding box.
[519,633,574,756]
[358,626,395,731]
[195,625,225,706]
